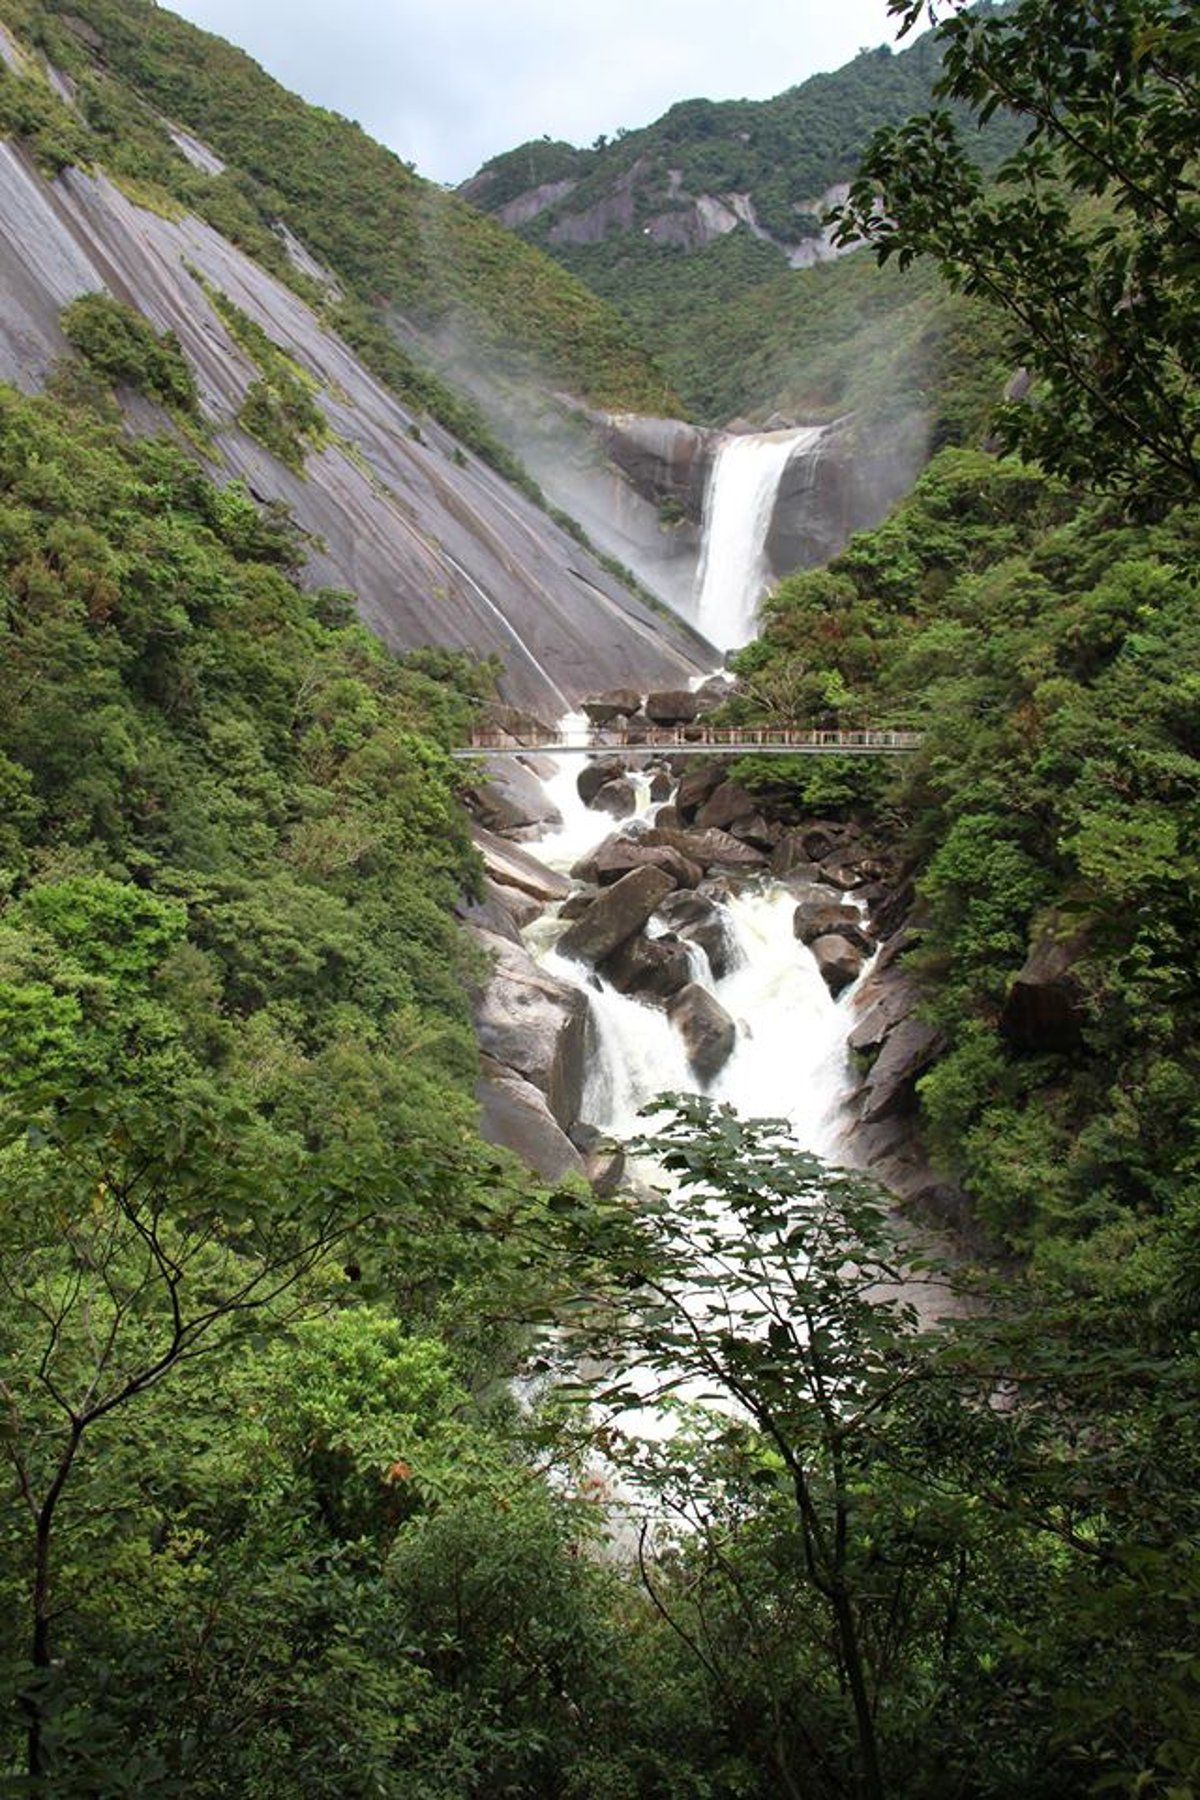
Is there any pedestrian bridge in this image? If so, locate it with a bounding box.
[452,725,922,759]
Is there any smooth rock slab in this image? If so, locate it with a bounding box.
[858,1018,944,1124]
[471,928,588,1126]
[473,825,572,906]
[476,1057,585,1182]
[466,756,562,839]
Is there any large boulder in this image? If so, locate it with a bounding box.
[589,837,703,890]
[470,928,588,1127]
[668,983,738,1081]
[675,761,726,821]
[556,865,676,965]
[654,889,738,980]
[472,825,572,907]
[809,933,867,997]
[647,824,767,872]
[583,688,642,725]
[695,780,759,833]
[591,777,640,819]
[794,900,874,956]
[465,756,562,840]
[476,1057,585,1182]
[1000,918,1088,1053]
[598,930,695,1002]
[645,688,699,726]
[578,755,632,806]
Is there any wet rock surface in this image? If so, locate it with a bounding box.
[556,866,677,964]
[668,983,738,1082]
[654,890,738,981]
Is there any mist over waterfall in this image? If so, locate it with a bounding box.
[694,426,825,651]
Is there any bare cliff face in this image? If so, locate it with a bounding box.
[0,139,712,714]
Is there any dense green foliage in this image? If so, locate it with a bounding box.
[838,0,1200,506]
[60,291,199,414]
[741,447,1200,1281]
[0,374,593,1790]
[1,2,1199,1796]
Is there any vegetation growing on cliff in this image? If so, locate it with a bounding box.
[0,1,1198,1795]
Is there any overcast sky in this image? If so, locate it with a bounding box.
[167,0,905,186]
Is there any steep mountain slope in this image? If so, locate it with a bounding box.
[461,23,1022,426]
[0,0,713,708]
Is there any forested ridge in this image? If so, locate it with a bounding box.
[0,0,680,474]
[2,0,1200,1795]
[462,15,1022,428]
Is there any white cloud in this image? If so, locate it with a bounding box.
[166,0,904,184]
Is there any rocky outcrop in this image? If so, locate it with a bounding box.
[556,866,677,965]
[495,178,579,229]
[597,417,712,522]
[1000,916,1089,1053]
[471,928,588,1129]
[668,984,737,1082]
[476,1056,585,1182]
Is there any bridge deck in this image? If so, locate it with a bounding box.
[452,727,922,758]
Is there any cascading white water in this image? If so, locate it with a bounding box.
[527,741,860,1163]
[510,735,883,1476]
[694,425,825,652]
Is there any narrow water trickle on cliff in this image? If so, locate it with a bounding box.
[694,426,825,651]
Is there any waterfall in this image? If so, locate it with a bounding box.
[694,425,825,652]
[527,743,861,1162]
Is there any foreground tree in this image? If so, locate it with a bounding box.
[834,0,1200,507]
[0,1083,353,1789]
[560,1099,1200,1799]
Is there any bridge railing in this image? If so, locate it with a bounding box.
[455,724,922,755]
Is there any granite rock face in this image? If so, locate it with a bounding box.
[556,866,677,965]
[668,984,738,1081]
[471,929,588,1129]
[475,1057,585,1183]
[0,142,707,716]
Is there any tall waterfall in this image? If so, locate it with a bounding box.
[694,425,825,652]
